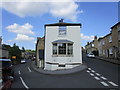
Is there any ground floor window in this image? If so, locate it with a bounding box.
[67,43,73,55]
[109,48,113,54]
[53,44,57,55]
[58,43,66,54]
[52,43,73,56]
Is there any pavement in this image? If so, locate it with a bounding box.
[31,61,88,75]
[96,56,120,65]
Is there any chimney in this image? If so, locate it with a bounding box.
[94,36,97,40]
[59,18,64,23]
[87,42,89,45]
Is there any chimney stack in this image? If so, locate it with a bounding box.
[94,36,97,39]
[59,18,64,23]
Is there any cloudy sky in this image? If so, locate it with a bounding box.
[1,1,118,50]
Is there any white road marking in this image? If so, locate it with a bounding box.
[88,68,91,70]
[28,67,31,72]
[91,70,95,73]
[96,73,100,76]
[108,81,118,86]
[18,71,21,75]
[86,70,90,73]
[90,73,94,76]
[0,79,3,89]
[94,76,100,80]
[100,81,109,86]
[20,77,29,89]
[101,76,107,80]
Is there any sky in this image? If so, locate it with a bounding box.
[1,1,118,50]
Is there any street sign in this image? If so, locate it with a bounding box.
[12,56,16,59]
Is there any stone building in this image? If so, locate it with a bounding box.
[36,37,44,68]
[98,22,120,59]
[85,36,99,55]
[0,37,9,58]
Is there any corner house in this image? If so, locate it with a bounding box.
[44,19,82,70]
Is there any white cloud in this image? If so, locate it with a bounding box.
[81,33,94,41]
[7,40,13,42]
[49,1,81,21]
[2,0,82,21]
[6,23,34,35]
[34,40,37,44]
[15,34,35,42]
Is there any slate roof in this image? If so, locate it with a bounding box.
[52,39,73,43]
[45,22,81,26]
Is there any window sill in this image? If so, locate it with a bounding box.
[58,35,66,37]
[52,55,73,57]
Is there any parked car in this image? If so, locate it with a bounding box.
[0,59,14,89]
[21,59,26,64]
[87,53,95,58]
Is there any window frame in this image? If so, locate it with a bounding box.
[117,25,120,31]
[52,42,73,57]
[58,26,67,36]
[109,48,113,54]
[102,40,105,45]
[109,36,112,43]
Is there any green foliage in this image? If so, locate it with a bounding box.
[2,43,22,63]
[22,46,25,52]
[26,49,35,52]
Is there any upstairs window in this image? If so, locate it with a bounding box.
[117,26,120,31]
[119,33,120,40]
[99,41,102,46]
[109,36,112,42]
[102,40,105,45]
[92,43,94,47]
[59,26,66,35]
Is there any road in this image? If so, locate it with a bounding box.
[11,53,119,89]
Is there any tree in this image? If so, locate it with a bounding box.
[2,43,22,64]
[22,47,25,52]
[11,43,21,60]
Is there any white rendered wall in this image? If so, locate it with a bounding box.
[44,26,82,70]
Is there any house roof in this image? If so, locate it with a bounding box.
[111,22,120,29]
[45,22,81,27]
[98,32,111,41]
[36,36,44,47]
[52,40,73,43]
[98,37,103,41]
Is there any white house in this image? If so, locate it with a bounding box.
[44,19,82,70]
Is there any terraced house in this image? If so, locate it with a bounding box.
[36,37,44,68]
[99,22,120,59]
[85,22,120,60]
[85,36,99,55]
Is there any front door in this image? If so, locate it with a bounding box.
[107,49,109,57]
[39,50,44,60]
